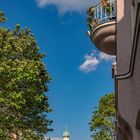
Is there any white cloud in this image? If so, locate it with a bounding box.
[45,137,62,140]
[99,52,115,62]
[79,52,99,73]
[79,51,116,73]
[36,0,99,14]
[51,138,62,140]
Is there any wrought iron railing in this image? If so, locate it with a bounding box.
[87,0,116,31]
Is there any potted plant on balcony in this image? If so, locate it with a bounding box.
[106,3,111,13]
[87,6,95,17]
[87,6,97,31]
[87,17,98,31]
[102,0,113,18]
[102,0,107,6]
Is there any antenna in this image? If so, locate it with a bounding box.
[65,125,68,131]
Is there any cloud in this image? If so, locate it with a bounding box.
[99,52,115,62]
[79,52,99,73]
[51,138,62,140]
[79,51,116,73]
[45,137,62,140]
[36,0,99,14]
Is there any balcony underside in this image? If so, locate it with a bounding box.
[90,21,116,55]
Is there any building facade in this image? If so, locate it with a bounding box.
[87,0,140,139]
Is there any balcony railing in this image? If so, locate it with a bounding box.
[87,0,116,32]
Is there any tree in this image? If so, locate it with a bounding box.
[0,11,52,140]
[89,93,115,140]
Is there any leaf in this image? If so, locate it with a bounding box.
[89,93,115,140]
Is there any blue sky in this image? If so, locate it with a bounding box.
[0,0,114,140]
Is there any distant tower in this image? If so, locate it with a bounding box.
[63,130,70,140]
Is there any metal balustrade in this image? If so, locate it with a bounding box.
[87,0,116,31]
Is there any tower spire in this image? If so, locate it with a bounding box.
[65,125,67,131]
[63,127,70,140]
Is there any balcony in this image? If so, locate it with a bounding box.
[87,0,116,55]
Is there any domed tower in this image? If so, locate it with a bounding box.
[63,130,70,140]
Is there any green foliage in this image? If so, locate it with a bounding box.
[87,6,95,31]
[0,11,52,139]
[89,93,115,140]
[0,12,6,23]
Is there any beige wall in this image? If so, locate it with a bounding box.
[117,0,132,75]
[117,0,140,139]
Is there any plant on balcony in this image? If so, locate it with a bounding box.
[87,6,98,31]
[87,6,95,17]
[102,2,114,20]
[87,19,98,31]
[107,3,114,14]
[103,0,114,14]
[102,0,108,6]
[87,0,115,31]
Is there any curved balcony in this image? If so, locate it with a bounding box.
[87,0,116,55]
